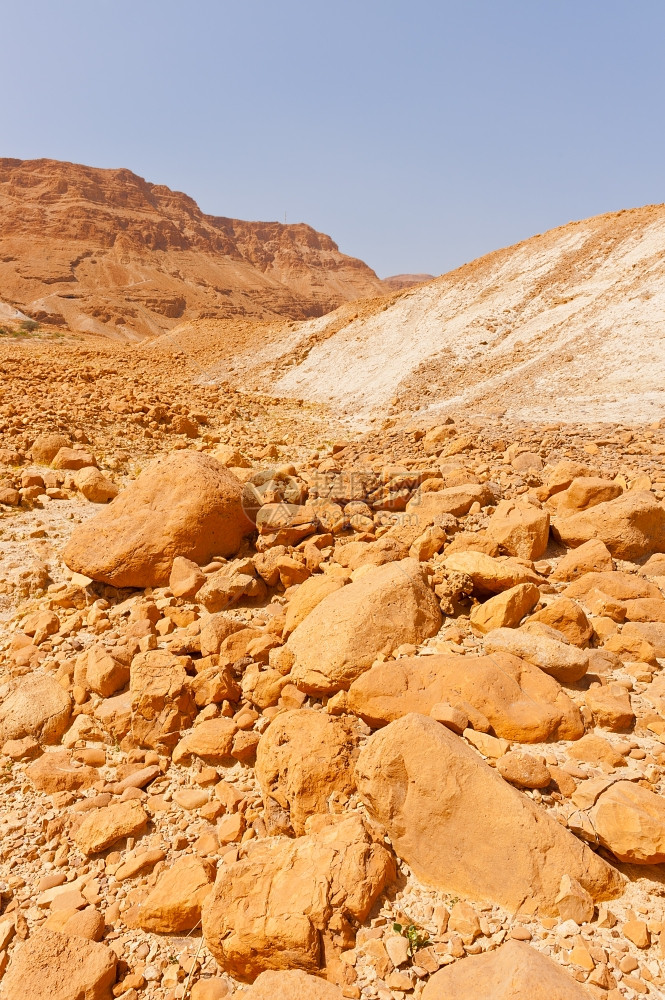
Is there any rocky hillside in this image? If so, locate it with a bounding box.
[0,159,384,339]
[3,332,665,998]
[243,204,665,425]
[382,274,436,292]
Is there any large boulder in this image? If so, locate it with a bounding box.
[551,477,623,518]
[256,710,361,835]
[31,432,71,464]
[202,815,394,981]
[130,650,196,750]
[552,491,665,560]
[486,500,550,560]
[469,583,540,633]
[346,652,583,741]
[422,939,591,1000]
[355,714,622,914]
[525,596,592,647]
[287,559,442,694]
[406,483,499,524]
[63,452,252,588]
[590,780,665,864]
[564,570,661,602]
[0,675,71,745]
[129,855,215,932]
[443,551,541,596]
[484,628,588,683]
[0,928,116,1000]
[550,538,614,582]
[243,970,343,1000]
[74,800,148,855]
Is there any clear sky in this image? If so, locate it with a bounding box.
[3,1,664,277]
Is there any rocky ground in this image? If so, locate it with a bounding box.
[3,332,665,1000]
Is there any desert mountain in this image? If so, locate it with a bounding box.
[231,204,665,425]
[0,158,384,340]
[382,272,436,291]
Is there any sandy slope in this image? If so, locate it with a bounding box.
[235,204,665,425]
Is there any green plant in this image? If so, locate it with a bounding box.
[392,922,430,956]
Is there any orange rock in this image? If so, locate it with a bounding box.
[552,491,665,560]
[130,649,196,749]
[551,537,614,581]
[591,781,665,863]
[63,451,252,587]
[355,714,622,914]
[347,651,583,741]
[131,855,215,932]
[525,596,593,646]
[169,555,206,598]
[0,927,116,1000]
[288,559,442,694]
[444,550,541,595]
[0,675,71,745]
[484,627,588,683]
[422,939,590,999]
[242,970,343,1000]
[256,710,360,835]
[470,582,540,633]
[74,800,148,855]
[202,815,394,980]
[486,499,550,560]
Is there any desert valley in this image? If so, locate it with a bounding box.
[2,158,665,1000]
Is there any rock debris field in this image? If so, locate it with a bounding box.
[4,333,665,1000]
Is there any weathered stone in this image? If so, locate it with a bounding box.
[63,451,252,587]
[553,491,665,560]
[256,710,360,835]
[130,650,196,749]
[283,573,347,637]
[552,477,623,518]
[0,675,71,745]
[551,538,614,581]
[444,551,541,595]
[497,750,551,789]
[555,874,595,924]
[486,500,550,560]
[26,750,98,794]
[172,718,238,764]
[355,714,622,914]
[585,684,635,731]
[169,555,206,599]
[75,644,130,698]
[74,800,148,854]
[590,781,665,863]
[130,855,214,932]
[484,627,588,683]
[74,467,118,503]
[421,939,591,1000]
[199,613,244,657]
[31,432,71,464]
[470,583,540,633]
[525,597,592,647]
[242,970,344,1000]
[202,815,394,980]
[347,651,583,741]
[0,927,116,1000]
[52,447,96,470]
[288,559,442,694]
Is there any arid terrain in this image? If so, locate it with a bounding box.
[2,186,665,1000]
[0,159,387,339]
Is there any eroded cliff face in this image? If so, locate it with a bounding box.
[0,158,384,339]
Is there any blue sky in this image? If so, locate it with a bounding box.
[3,1,664,277]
